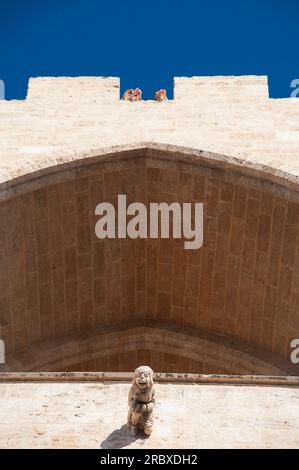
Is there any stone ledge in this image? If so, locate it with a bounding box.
[0,371,299,387]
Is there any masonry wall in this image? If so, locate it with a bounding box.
[0,149,298,373]
[64,351,234,375]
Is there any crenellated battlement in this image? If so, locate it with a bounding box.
[26,76,120,103]
[0,75,298,190]
[25,75,270,103]
[174,75,269,102]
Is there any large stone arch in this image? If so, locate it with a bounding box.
[0,144,298,374]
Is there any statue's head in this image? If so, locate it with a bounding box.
[122,88,134,100]
[154,89,167,101]
[122,88,142,101]
[133,88,142,101]
[133,365,154,390]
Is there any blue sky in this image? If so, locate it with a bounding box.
[0,0,298,99]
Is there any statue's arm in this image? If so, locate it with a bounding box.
[128,386,136,408]
[141,388,155,413]
[144,402,154,413]
[148,389,156,412]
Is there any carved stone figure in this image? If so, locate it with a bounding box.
[122,88,142,101]
[127,365,155,437]
[154,89,168,101]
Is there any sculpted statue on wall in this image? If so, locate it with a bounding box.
[122,88,142,101]
[122,88,168,102]
[154,89,168,101]
[127,365,155,437]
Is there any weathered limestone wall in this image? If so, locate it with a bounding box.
[0,75,299,190]
[0,75,298,374]
[174,75,269,102]
[26,76,120,104]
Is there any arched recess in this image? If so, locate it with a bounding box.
[3,322,294,375]
[0,143,298,374]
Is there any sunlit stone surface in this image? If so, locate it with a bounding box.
[0,381,298,449]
